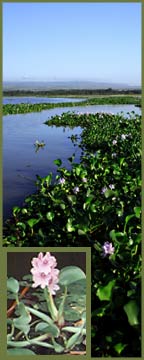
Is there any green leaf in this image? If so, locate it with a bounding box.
[25,306,53,324]
[119,157,125,166]
[16,222,26,230]
[123,300,139,326]
[54,158,62,167]
[45,173,52,186]
[60,203,65,210]
[13,303,32,335]
[64,309,81,321]
[35,321,60,337]
[27,218,40,228]
[59,266,86,286]
[12,206,20,216]
[66,330,82,350]
[134,206,141,219]
[46,211,55,221]
[75,166,81,176]
[66,219,75,232]
[52,338,64,353]
[97,280,116,301]
[104,189,114,198]
[67,195,76,204]
[114,342,127,355]
[7,348,36,355]
[125,214,135,227]
[7,278,19,294]
[78,229,86,235]
[62,326,85,334]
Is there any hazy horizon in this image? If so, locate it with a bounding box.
[3,79,141,91]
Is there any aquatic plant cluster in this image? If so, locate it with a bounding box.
[7,253,86,355]
[4,110,141,356]
[3,95,141,115]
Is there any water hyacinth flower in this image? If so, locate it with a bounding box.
[101,186,107,194]
[102,242,115,257]
[112,140,117,145]
[73,186,80,194]
[31,252,60,294]
[109,184,115,190]
[58,177,65,185]
[121,134,127,140]
[82,177,87,183]
[112,152,117,158]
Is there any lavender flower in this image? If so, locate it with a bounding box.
[82,177,87,183]
[101,186,107,194]
[58,177,65,185]
[109,184,115,190]
[102,242,115,257]
[73,186,80,194]
[112,140,117,145]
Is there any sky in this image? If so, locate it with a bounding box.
[3,2,141,86]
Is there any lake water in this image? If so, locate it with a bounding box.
[3,103,141,221]
[3,96,86,105]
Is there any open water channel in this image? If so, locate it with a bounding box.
[3,97,141,221]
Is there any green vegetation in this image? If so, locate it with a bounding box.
[3,95,141,115]
[3,88,141,97]
[4,111,141,356]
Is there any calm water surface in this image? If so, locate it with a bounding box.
[3,96,86,105]
[3,103,141,220]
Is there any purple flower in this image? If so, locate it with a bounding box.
[101,186,107,194]
[82,177,87,183]
[58,177,65,185]
[102,242,115,257]
[109,184,115,190]
[73,186,80,194]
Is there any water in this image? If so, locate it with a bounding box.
[3,103,141,221]
[3,96,86,105]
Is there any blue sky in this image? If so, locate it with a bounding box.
[3,2,141,85]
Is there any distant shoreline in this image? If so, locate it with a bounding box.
[3,88,141,98]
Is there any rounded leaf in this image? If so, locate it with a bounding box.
[59,266,86,286]
[123,300,139,326]
[97,280,116,301]
[7,277,19,294]
[7,348,35,355]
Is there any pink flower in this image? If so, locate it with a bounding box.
[31,252,57,274]
[30,252,60,294]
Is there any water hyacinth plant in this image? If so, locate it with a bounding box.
[4,110,141,356]
[3,95,141,116]
[7,252,86,355]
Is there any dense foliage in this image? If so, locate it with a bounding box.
[4,111,141,356]
[3,96,141,115]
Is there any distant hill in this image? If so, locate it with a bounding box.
[3,80,141,91]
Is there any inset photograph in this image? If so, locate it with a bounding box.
[7,251,88,356]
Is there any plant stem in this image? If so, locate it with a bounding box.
[44,287,58,321]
